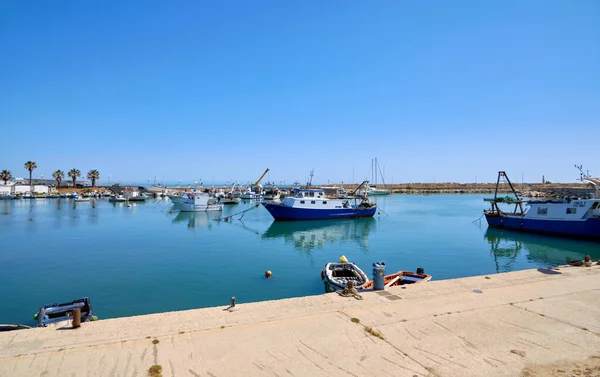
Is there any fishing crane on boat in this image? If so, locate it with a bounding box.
[253,168,270,187]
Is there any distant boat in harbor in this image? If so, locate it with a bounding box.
[176,192,223,212]
[109,195,127,202]
[484,171,600,241]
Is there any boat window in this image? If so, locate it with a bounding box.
[593,202,599,209]
[300,200,305,204]
[537,207,547,215]
[323,201,327,204]
[566,208,577,214]
[311,201,316,204]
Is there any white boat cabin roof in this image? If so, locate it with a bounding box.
[294,189,325,198]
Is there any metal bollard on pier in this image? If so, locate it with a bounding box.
[72,308,81,328]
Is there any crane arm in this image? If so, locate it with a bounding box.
[253,168,270,186]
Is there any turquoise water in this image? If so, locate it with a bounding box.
[1,195,598,325]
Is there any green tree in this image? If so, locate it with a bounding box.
[53,170,65,188]
[24,161,37,191]
[68,169,81,188]
[0,169,12,185]
[87,169,100,187]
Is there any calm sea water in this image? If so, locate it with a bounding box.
[1,195,598,325]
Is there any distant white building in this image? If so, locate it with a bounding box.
[13,185,50,194]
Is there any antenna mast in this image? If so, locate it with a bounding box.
[575,165,591,182]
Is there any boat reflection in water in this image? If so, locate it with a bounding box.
[171,211,222,230]
[484,228,600,273]
[262,217,376,254]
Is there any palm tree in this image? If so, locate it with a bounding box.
[68,169,81,188]
[87,169,100,187]
[25,161,37,185]
[52,170,65,188]
[0,169,12,185]
[24,161,37,191]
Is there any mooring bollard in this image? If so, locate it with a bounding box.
[417,267,425,275]
[72,308,81,329]
[230,297,236,308]
[372,262,386,290]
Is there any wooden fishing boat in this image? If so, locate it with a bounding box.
[361,270,431,290]
[322,260,369,291]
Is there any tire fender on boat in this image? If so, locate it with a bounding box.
[320,270,325,280]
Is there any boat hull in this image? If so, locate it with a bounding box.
[262,202,376,221]
[485,214,600,240]
[178,203,224,212]
[361,271,431,290]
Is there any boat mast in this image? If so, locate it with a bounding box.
[492,171,524,215]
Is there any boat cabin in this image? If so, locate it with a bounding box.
[294,189,325,199]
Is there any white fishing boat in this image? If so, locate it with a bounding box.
[241,187,260,200]
[109,194,127,202]
[124,189,146,202]
[0,193,15,200]
[176,192,223,212]
[262,185,281,201]
[74,195,91,202]
[219,195,241,204]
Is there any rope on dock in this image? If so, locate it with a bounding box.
[337,286,363,300]
[217,203,261,222]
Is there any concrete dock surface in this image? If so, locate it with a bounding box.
[1,265,599,377]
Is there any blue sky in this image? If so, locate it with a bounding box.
[1,1,598,185]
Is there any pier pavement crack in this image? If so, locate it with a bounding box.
[297,339,359,377]
[413,346,468,369]
[338,309,430,375]
[379,355,427,376]
[512,303,600,340]
[431,320,478,350]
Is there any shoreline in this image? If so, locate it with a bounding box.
[2,264,599,376]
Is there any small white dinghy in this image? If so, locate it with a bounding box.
[321,256,369,292]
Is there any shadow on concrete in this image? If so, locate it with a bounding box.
[537,268,562,275]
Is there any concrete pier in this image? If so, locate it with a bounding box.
[1,265,599,377]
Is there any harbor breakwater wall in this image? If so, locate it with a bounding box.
[340,183,596,197]
[140,183,595,198]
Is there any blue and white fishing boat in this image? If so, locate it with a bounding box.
[176,192,223,212]
[262,181,377,221]
[484,171,600,241]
